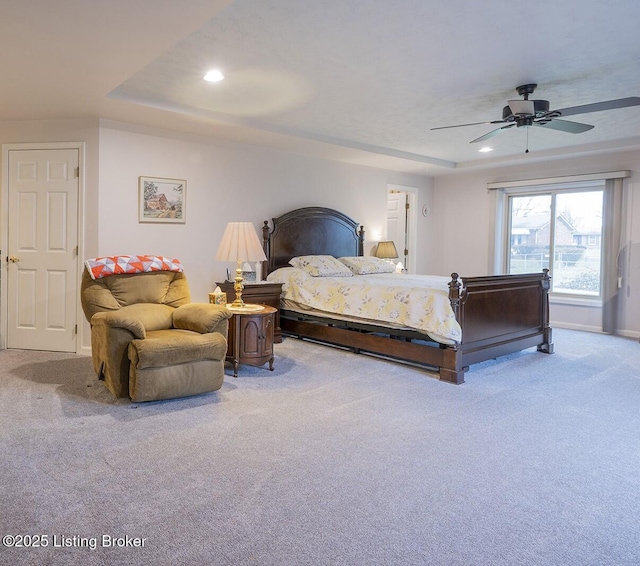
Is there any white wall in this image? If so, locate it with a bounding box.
[431,149,640,337]
[0,119,431,354]
[3,118,637,349]
[97,122,432,302]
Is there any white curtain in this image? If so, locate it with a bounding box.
[602,178,624,333]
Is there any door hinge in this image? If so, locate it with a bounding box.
[405,202,410,210]
[74,324,78,335]
[73,245,78,257]
[75,166,80,178]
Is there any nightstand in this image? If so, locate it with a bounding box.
[225,305,276,377]
[214,281,283,343]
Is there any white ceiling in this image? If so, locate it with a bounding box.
[3,0,640,176]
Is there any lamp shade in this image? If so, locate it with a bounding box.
[215,222,267,263]
[375,240,399,259]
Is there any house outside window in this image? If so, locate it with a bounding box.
[507,187,604,297]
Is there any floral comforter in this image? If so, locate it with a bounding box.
[267,268,462,344]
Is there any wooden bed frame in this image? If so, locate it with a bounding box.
[262,206,553,384]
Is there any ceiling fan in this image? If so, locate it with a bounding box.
[432,84,640,145]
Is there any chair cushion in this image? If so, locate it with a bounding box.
[106,271,190,307]
[80,269,191,322]
[129,329,227,370]
[117,303,175,331]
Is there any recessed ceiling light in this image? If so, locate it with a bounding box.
[478,146,494,153]
[204,69,224,82]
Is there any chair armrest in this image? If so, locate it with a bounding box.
[173,303,232,334]
[91,311,146,339]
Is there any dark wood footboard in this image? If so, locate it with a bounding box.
[441,269,553,383]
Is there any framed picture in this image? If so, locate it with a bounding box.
[138,176,186,223]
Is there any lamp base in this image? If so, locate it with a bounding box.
[231,261,245,306]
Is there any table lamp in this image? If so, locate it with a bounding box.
[375,241,399,263]
[215,222,267,310]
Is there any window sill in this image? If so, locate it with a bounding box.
[549,294,602,308]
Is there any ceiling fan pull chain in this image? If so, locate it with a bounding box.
[525,127,529,154]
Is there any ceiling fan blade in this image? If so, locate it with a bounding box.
[431,120,505,131]
[552,96,640,118]
[534,119,594,134]
[470,124,515,143]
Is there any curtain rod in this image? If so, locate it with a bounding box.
[487,170,631,190]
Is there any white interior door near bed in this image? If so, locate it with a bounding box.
[386,188,415,273]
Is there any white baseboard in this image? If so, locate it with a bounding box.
[79,345,92,357]
[551,321,640,341]
[550,321,603,333]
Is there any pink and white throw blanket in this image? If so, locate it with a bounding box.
[85,255,184,280]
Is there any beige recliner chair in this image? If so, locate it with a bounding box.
[81,268,232,402]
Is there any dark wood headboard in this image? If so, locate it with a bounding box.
[262,207,365,274]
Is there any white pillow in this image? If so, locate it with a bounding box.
[288,255,353,277]
[338,256,396,275]
[266,267,312,289]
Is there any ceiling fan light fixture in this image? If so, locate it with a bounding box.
[204,69,225,82]
[478,146,494,153]
[508,100,535,116]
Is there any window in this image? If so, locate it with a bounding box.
[506,185,604,297]
[491,171,629,332]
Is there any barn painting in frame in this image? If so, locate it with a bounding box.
[139,176,186,223]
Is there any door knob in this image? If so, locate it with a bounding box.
[8,256,20,263]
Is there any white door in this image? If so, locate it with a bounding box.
[7,148,79,352]
[387,191,408,267]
